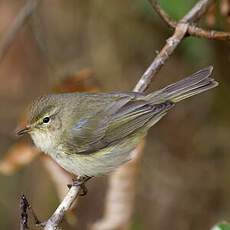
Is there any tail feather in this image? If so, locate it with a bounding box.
[146,66,218,103]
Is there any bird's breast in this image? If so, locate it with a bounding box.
[30,131,55,154]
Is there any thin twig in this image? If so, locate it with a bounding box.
[20,194,41,230]
[0,0,39,63]
[20,194,29,230]
[149,0,177,28]
[187,25,230,40]
[28,204,41,226]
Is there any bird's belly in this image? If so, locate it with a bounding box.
[53,134,144,176]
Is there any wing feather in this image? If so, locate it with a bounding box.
[64,95,173,154]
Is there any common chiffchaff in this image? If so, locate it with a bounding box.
[17,66,218,178]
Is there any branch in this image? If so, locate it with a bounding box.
[181,0,213,22]
[134,0,213,93]
[187,25,230,40]
[133,22,188,92]
[149,0,230,42]
[44,185,81,230]
[0,0,39,63]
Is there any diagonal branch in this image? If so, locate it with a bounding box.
[0,0,39,63]
[44,185,81,230]
[134,0,213,93]
[182,0,213,22]
[133,22,188,92]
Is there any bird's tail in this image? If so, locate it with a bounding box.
[146,66,218,103]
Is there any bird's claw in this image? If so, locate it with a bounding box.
[67,176,92,196]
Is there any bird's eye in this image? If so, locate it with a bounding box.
[43,117,50,123]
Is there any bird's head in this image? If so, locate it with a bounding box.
[16,95,64,153]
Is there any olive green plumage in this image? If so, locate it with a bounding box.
[18,66,218,176]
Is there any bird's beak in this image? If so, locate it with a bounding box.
[16,125,31,136]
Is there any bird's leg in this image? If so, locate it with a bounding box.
[68,176,92,196]
[78,183,88,196]
[73,176,92,196]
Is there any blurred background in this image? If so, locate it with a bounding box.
[0,0,230,229]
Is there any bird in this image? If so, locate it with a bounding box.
[17,66,218,186]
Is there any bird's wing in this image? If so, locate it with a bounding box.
[64,94,173,154]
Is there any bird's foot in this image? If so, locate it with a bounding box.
[67,176,92,196]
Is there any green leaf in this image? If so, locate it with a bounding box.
[211,222,230,230]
